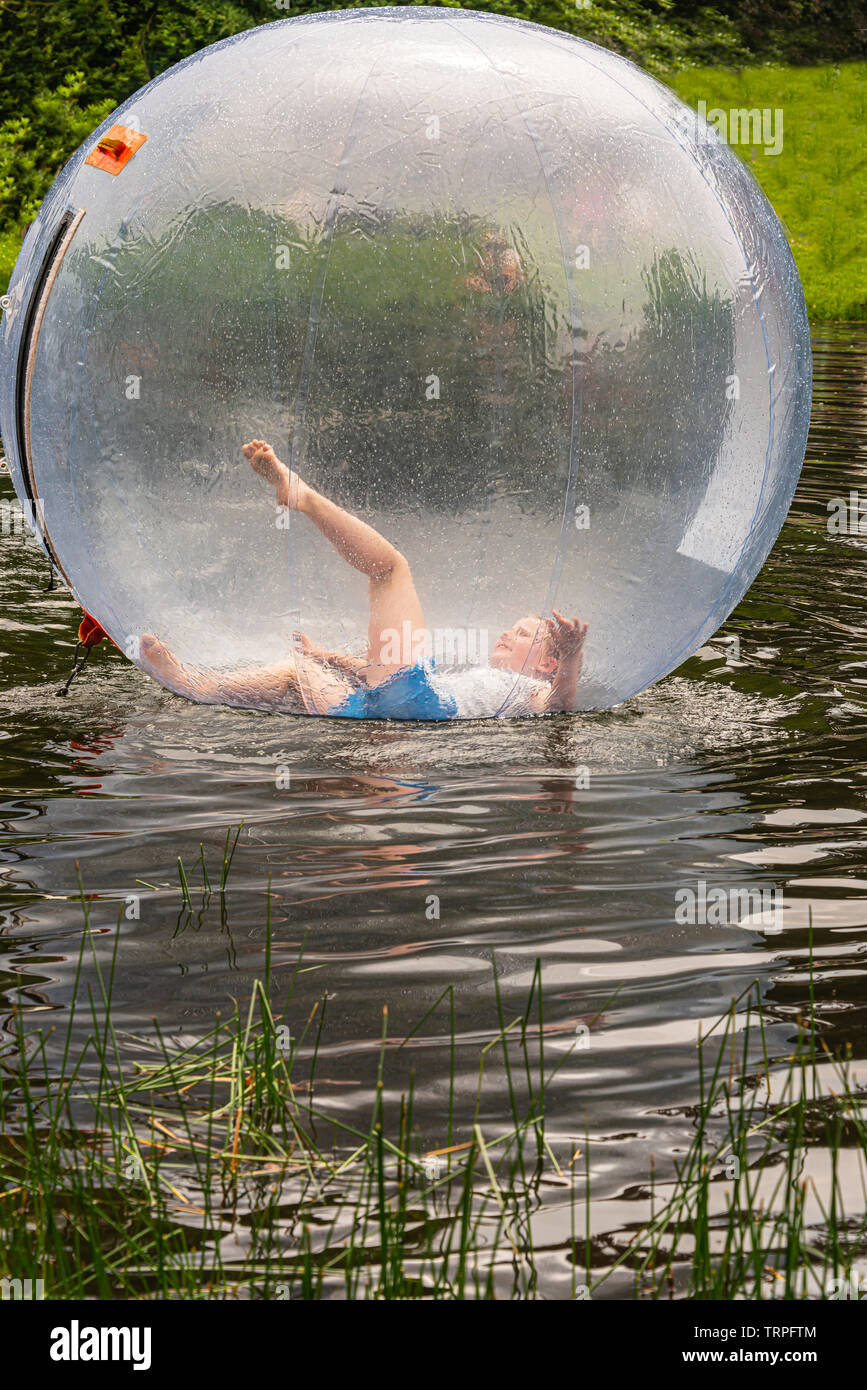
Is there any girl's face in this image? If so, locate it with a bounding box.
[491,616,552,676]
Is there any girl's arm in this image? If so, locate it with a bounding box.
[294,632,372,682]
[529,613,588,713]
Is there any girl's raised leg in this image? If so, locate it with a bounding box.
[243,440,425,676]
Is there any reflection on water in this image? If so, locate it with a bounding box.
[1,325,866,1296]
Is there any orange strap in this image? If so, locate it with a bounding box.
[77,611,110,648]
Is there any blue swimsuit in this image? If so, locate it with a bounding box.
[333,661,457,721]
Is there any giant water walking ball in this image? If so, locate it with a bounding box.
[0,6,811,715]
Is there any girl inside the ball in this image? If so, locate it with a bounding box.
[139,440,588,719]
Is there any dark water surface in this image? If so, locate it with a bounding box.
[2,324,867,1296]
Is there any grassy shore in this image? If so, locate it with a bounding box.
[671,62,866,322]
[1,855,865,1299]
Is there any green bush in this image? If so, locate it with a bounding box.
[0,74,114,281]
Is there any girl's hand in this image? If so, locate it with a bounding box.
[546,610,588,661]
[291,630,327,661]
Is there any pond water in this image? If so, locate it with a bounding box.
[1,323,866,1296]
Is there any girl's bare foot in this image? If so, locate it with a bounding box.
[242,439,309,510]
[140,633,207,698]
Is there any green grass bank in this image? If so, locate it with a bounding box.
[670,62,866,322]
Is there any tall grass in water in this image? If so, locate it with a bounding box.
[613,968,867,1300]
[1,880,865,1299]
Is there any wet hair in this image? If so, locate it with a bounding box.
[526,615,555,675]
